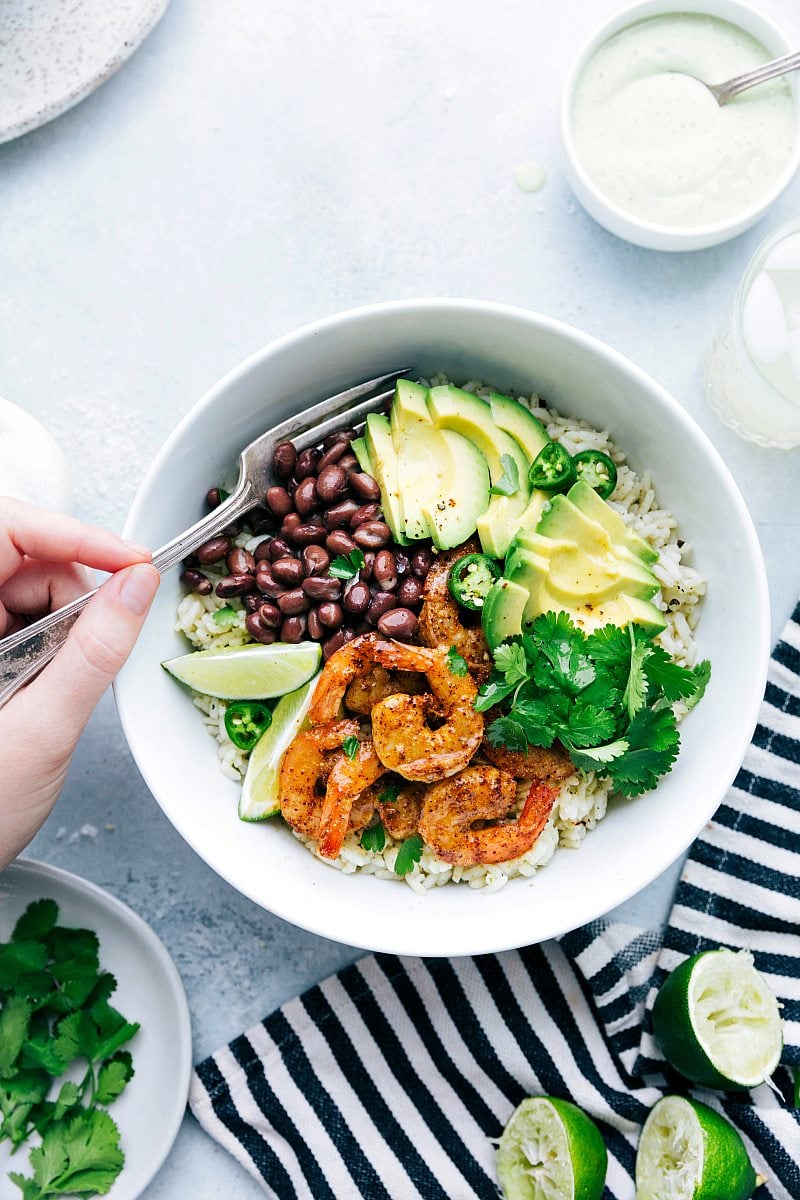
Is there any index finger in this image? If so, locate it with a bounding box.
[0,497,151,585]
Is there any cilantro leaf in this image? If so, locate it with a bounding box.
[486,715,529,752]
[474,674,516,713]
[564,699,617,748]
[342,736,360,761]
[10,1108,124,1198]
[378,780,400,806]
[0,996,33,1076]
[360,824,386,853]
[94,1053,133,1107]
[13,902,58,945]
[394,834,424,877]
[623,625,650,718]
[493,642,529,686]
[213,605,236,627]
[489,454,520,497]
[329,548,366,580]
[643,643,707,703]
[686,659,711,710]
[605,706,681,796]
[566,738,630,769]
[446,646,468,676]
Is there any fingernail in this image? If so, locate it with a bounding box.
[119,565,159,615]
[123,539,152,558]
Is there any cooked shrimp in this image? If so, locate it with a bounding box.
[344,666,424,716]
[380,781,425,841]
[318,739,386,859]
[482,736,575,786]
[418,766,558,866]
[279,720,376,844]
[418,541,491,676]
[308,633,432,725]
[370,644,483,782]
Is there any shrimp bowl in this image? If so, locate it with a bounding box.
[116,299,769,957]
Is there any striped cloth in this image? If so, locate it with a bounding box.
[190,606,800,1199]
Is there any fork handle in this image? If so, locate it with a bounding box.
[0,481,256,711]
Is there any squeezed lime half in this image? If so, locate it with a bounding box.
[496,1096,607,1200]
[162,641,321,700]
[238,675,319,821]
[635,1095,759,1200]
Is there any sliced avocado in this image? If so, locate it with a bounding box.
[567,480,658,564]
[390,379,432,436]
[350,436,373,475]
[426,385,531,558]
[536,493,617,552]
[482,577,530,651]
[488,391,550,461]
[514,488,548,537]
[364,413,409,545]
[393,424,443,540]
[420,429,491,550]
[512,539,659,604]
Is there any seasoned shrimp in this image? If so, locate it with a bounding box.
[379,781,424,841]
[344,666,424,716]
[279,720,376,845]
[370,644,483,782]
[418,766,558,866]
[308,633,432,725]
[482,735,575,786]
[418,541,491,676]
[318,739,385,859]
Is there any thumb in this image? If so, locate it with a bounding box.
[25,562,160,744]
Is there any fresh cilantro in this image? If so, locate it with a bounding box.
[394,834,424,877]
[446,647,468,676]
[360,824,386,853]
[378,780,400,806]
[489,454,520,497]
[480,612,711,797]
[342,736,360,761]
[329,548,366,580]
[0,901,138,1197]
[213,605,236,627]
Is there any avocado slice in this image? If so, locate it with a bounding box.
[426,385,531,558]
[363,413,410,545]
[488,391,550,461]
[512,539,659,604]
[350,436,373,475]
[567,480,658,564]
[390,379,432,437]
[482,577,530,651]
[420,429,491,550]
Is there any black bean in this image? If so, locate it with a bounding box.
[366,592,397,625]
[325,530,357,555]
[323,427,357,449]
[353,521,391,550]
[307,608,324,641]
[316,464,349,503]
[395,551,411,578]
[220,519,244,537]
[206,487,223,509]
[324,499,360,530]
[294,476,319,515]
[196,536,232,565]
[349,472,381,501]
[302,544,331,576]
[216,573,255,598]
[242,592,262,612]
[343,580,370,615]
[272,440,297,479]
[278,588,311,615]
[254,539,273,562]
[317,601,344,629]
[322,629,346,660]
[255,564,284,599]
[266,486,293,517]
[317,440,349,471]
[295,447,320,479]
[180,568,212,595]
[267,536,293,561]
[397,576,424,607]
[245,612,277,644]
[183,553,200,567]
[350,502,381,528]
[377,608,418,639]
[248,505,274,534]
[272,556,304,585]
[281,614,307,643]
[338,453,359,473]
[359,551,375,582]
[341,627,358,643]
[411,547,433,577]
[227,547,256,575]
[280,513,302,538]
[302,576,342,601]
[373,549,398,590]
[258,602,282,628]
[291,522,327,546]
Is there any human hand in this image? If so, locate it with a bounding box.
[0,499,160,869]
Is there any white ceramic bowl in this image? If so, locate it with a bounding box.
[116,299,769,957]
[560,0,800,251]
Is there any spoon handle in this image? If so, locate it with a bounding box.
[713,49,800,105]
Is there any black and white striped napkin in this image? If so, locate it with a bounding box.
[190,605,800,1200]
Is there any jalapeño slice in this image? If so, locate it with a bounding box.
[447,553,501,612]
[572,450,618,499]
[528,442,577,493]
[224,700,273,752]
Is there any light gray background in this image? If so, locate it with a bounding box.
[3,1,800,1194]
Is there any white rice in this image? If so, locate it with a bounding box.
[175,381,706,892]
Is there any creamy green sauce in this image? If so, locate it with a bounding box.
[571,13,796,228]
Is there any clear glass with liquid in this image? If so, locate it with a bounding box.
[704,215,800,448]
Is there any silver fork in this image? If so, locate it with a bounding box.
[0,368,408,711]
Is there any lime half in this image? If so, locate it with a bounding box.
[496,1096,607,1200]
[162,641,321,700]
[635,1095,759,1200]
[652,948,783,1090]
[238,675,319,820]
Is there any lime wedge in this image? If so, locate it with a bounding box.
[635,1095,759,1200]
[652,948,783,1090]
[238,675,319,820]
[162,641,321,700]
[496,1096,607,1200]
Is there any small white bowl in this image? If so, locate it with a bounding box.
[116,299,769,957]
[561,0,800,251]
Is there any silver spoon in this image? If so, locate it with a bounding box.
[695,49,800,106]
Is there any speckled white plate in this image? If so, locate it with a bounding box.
[0,859,191,1199]
[0,0,170,145]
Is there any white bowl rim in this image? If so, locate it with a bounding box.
[118,297,771,956]
[560,0,800,243]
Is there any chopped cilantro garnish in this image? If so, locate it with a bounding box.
[446,646,468,676]
[394,834,424,877]
[329,549,366,580]
[213,605,237,626]
[342,736,360,761]
[360,824,386,853]
[489,453,521,497]
[378,780,400,806]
